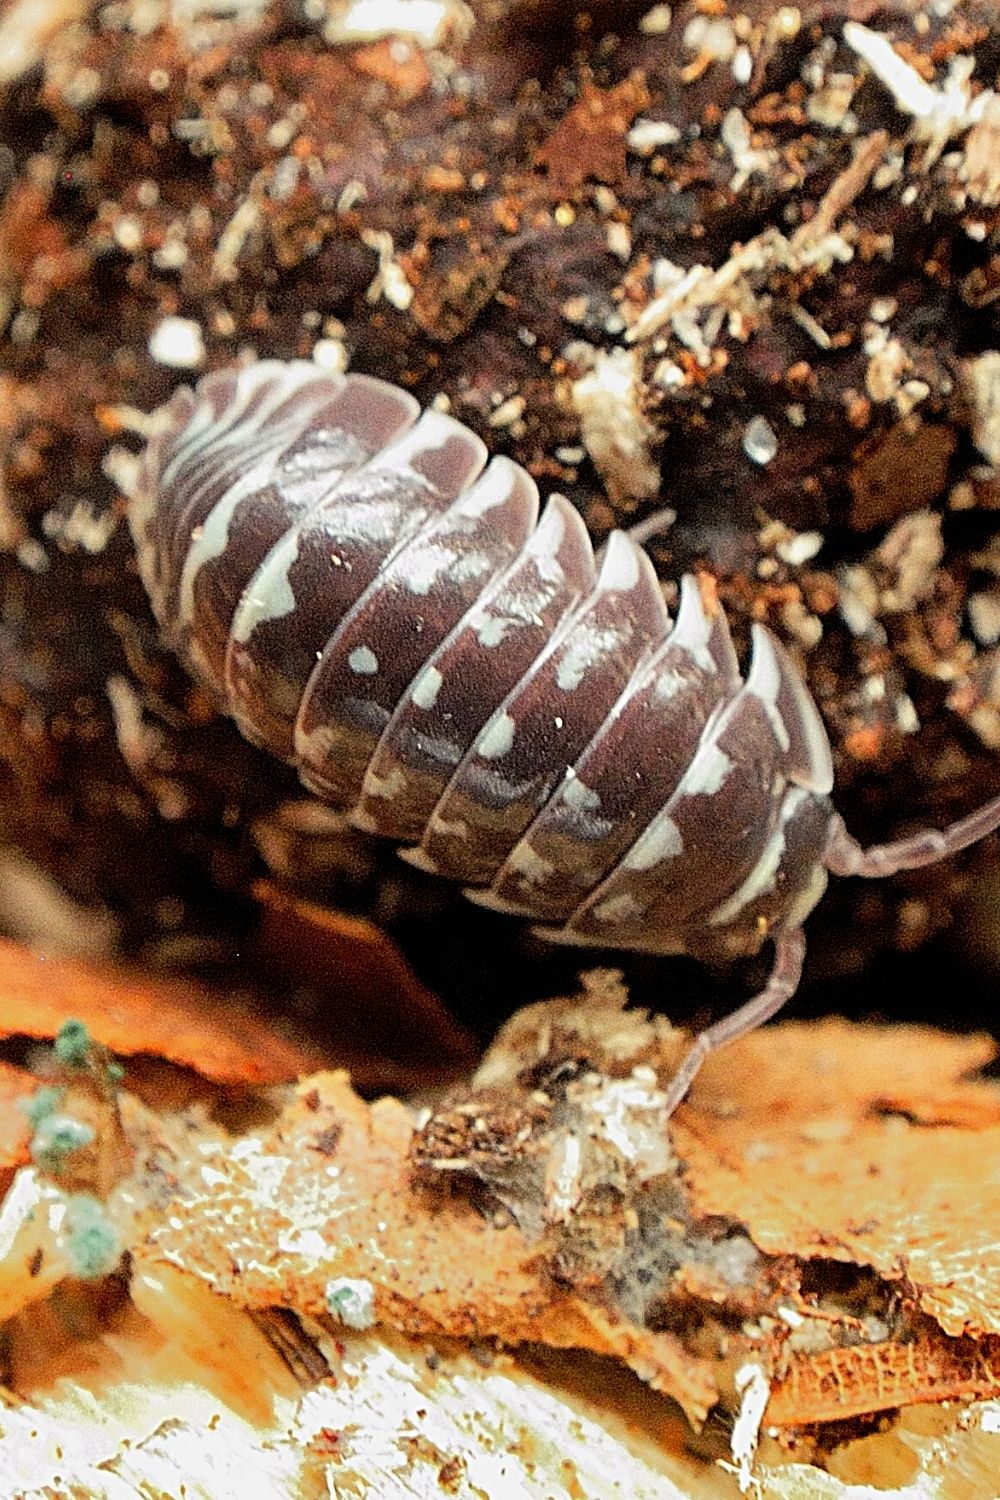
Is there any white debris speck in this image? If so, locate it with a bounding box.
[153,234,188,271]
[683,13,736,64]
[843,23,995,165]
[606,221,632,261]
[324,0,471,46]
[732,44,753,85]
[865,333,908,404]
[769,6,801,43]
[788,302,832,350]
[653,358,686,390]
[895,693,919,734]
[113,214,143,252]
[743,416,778,465]
[626,118,682,155]
[837,564,887,643]
[570,346,659,504]
[325,1276,377,1330]
[963,351,1000,466]
[488,394,526,428]
[876,509,944,613]
[869,295,897,323]
[312,337,348,373]
[102,442,144,501]
[41,500,119,555]
[212,195,263,285]
[775,530,823,567]
[543,1131,583,1224]
[962,95,1000,206]
[269,156,301,201]
[348,646,379,675]
[16,538,48,572]
[576,1074,676,1181]
[337,178,368,214]
[720,108,775,191]
[361,228,414,311]
[969,590,1000,647]
[148,316,204,369]
[639,3,671,35]
[722,1362,770,1496]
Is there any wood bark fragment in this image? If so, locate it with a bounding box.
[3,976,1000,1492]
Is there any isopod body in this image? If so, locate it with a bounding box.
[130,359,1000,1107]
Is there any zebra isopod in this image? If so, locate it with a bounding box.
[128,359,1000,1110]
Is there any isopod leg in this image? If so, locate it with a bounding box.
[661,927,807,1117]
[824,793,1000,877]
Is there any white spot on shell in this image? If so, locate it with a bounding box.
[670,576,717,673]
[556,643,591,691]
[653,667,687,700]
[555,624,617,691]
[428,814,470,842]
[591,892,645,925]
[561,773,601,812]
[477,712,516,760]
[746,626,791,753]
[685,743,732,796]
[230,531,299,642]
[476,614,514,647]
[624,816,684,872]
[398,543,460,597]
[362,766,408,802]
[398,845,440,873]
[506,841,555,885]
[348,645,379,675]
[411,664,443,710]
[599,530,642,591]
[460,457,523,515]
[763,699,791,754]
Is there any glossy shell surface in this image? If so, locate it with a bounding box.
[131,360,837,959]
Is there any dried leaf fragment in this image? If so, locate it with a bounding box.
[535,76,650,193]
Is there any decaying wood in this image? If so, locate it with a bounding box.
[2,949,1000,1493]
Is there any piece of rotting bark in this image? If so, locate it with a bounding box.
[2,968,1000,1494]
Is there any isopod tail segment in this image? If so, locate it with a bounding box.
[660,791,1000,1117]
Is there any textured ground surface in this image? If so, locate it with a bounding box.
[1,0,999,1033]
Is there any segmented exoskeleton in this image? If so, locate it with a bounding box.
[129,360,1000,1110]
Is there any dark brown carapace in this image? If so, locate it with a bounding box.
[129,361,1000,1111]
